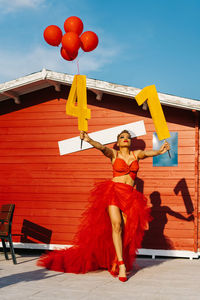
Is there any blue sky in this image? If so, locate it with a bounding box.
[0,0,199,100]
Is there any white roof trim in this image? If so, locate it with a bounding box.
[0,68,199,111]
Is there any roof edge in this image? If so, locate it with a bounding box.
[0,69,199,111]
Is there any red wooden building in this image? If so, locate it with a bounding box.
[0,69,200,259]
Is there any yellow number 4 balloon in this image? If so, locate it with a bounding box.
[66,75,91,132]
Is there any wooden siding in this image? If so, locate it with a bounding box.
[0,85,197,251]
[197,111,200,251]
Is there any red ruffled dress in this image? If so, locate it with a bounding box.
[38,153,150,273]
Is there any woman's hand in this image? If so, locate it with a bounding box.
[80,131,91,142]
[159,141,170,155]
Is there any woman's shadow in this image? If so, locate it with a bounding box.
[129,191,194,279]
[142,191,194,250]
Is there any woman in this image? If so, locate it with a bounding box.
[38,130,170,282]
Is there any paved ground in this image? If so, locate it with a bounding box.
[0,251,200,300]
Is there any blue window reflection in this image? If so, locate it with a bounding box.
[153,132,178,167]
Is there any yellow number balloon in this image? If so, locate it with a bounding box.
[66,75,91,132]
[135,85,170,140]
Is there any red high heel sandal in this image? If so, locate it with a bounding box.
[118,260,127,282]
[109,262,118,277]
[109,269,118,277]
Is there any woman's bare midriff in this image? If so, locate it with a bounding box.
[112,174,135,186]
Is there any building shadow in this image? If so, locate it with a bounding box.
[142,191,194,250]
[0,268,61,288]
[128,257,171,279]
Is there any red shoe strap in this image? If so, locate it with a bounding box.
[118,260,125,265]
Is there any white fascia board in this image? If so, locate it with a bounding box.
[157,92,200,111]
[0,70,46,92]
[0,69,199,110]
[45,70,200,111]
[45,70,74,85]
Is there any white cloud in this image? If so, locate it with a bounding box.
[76,46,121,73]
[0,45,121,83]
[0,0,45,13]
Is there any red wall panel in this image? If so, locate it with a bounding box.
[0,86,197,251]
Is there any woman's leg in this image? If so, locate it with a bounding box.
[108,205,126,277]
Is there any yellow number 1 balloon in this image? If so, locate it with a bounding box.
[135,85,170,141]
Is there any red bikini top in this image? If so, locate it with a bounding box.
[112,151,139,180]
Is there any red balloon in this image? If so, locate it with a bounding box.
[80,31,99,52]
[64,16,83,36]
[60,47,78,61]
[62,32,81,55]
[43,25,62,46]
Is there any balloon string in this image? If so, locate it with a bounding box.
[76,60,80,75]
[75,51,85,75]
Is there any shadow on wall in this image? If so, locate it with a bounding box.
[174,178,194,214]
[20,220,52,244]
[142,180,194,250]
[113,137,146,152]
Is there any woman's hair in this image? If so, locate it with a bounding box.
[117,130,131,141]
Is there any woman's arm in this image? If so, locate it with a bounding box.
[80,131,115,160]
[136,141,170,160]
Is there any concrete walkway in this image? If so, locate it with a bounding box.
[0,252,200,300]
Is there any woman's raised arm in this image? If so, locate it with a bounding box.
[80,131,115,160]
[136,141,170,160]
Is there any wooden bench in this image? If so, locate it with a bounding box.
[0,204,17,264]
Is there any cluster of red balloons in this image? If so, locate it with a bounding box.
[43,16,99,61]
